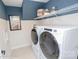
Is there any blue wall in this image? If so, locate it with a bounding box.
[23,0,78,20]
[2,0,78,20]
[6,6,22,20]
[41,0,78,18]
[5,0,45,20]
[0,0,6,19]
[23,0,45,20]
[44,0,78,10]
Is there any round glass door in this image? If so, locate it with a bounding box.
[40,32,59,59]
[31,28,38,45]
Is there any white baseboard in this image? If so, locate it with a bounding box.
[11,44,32,50]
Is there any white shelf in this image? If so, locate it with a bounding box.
[34,3,78,20]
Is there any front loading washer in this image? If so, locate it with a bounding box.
[31,26,45,59]
[31,26,43,59]
[31,27,39,59]
[36,26,78,59]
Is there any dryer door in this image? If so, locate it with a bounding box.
[40,32,59,59]
[31,28,38,45]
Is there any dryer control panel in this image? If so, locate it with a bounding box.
[44,28,57,32]
[44,28,52,31]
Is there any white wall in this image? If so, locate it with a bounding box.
[7,13,78,49]
[0,18,7,31]
[7,20,37,49]
[0,18,11,58]
[0,18,8,49]
[36,13,78,26]
[52,13,78,26]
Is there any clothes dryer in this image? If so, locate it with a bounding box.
[36,26,78,59]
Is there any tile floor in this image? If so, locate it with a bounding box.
[11,46,37,59]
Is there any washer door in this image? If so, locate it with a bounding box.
[31,28,38,45]
[40,32,59,59]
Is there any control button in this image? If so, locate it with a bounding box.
[54,30,57,32]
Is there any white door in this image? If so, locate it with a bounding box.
[39,32,59,59]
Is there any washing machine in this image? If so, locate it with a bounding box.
[31,26,40,59]
[35,26,78,59]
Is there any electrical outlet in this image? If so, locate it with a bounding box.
[1,50,5,55]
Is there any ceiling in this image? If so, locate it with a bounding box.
[2,0,49,7]
[2,0,23,7]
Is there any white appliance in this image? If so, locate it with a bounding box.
[31,27,40,59]
[31,26,78,59]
